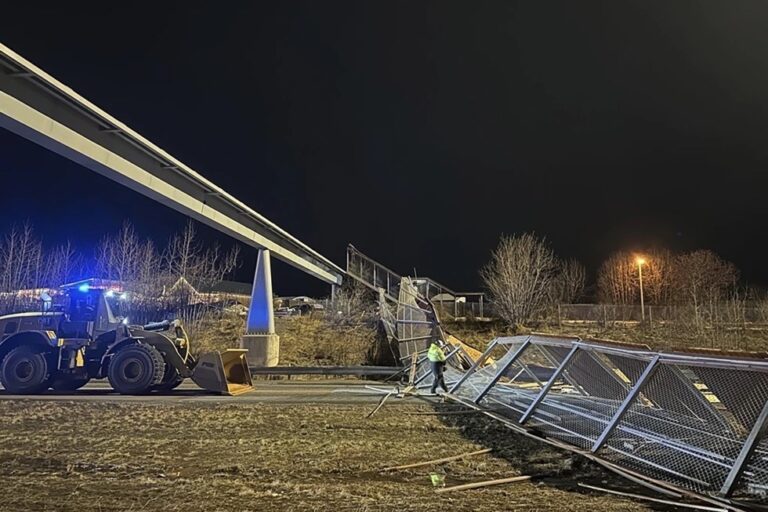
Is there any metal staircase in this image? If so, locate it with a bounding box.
[346,245,481,382]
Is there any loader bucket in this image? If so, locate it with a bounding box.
[191,349,253,396]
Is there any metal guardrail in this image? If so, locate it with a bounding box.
[248,365,400,376]
[412,334,768,506]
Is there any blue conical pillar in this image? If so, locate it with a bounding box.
[241,249,279,366]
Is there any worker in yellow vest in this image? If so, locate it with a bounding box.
[427,340,448,394]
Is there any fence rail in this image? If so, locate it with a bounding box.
[557,303,768,325]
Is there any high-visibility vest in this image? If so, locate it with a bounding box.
[427,343,446,363]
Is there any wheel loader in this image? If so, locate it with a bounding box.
[0,284,253,396]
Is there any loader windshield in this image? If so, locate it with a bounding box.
[104,294,125,320]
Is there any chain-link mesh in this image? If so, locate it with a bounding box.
[427,334,768,503]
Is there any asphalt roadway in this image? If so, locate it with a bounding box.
[0,379,399,404]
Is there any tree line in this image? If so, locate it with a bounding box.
[481,233,754,329]
[0,220,240,297]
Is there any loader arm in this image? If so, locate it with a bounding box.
[125,328,253,395]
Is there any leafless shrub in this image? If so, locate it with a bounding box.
[554,259,586,304]
[481,233,561,325]
[324,279,376,327]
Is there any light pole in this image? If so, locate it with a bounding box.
[636,257,646,322]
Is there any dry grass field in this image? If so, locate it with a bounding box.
[192,313,379,366]
[445,318,768,354]
[0,395,667,512]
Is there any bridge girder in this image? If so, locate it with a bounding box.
[0,42,343,285]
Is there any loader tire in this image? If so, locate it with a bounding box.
[108,344,165,395]
[1,345,51,394]
[153,364,184,393]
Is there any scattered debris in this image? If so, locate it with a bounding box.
[577,483,728,511]
[366,392,394,418]
[382,448,493,472]
[430,472,446,487]
[435,474,533,494]
[406,408,494,416]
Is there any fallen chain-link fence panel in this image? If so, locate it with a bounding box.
[406,334,768,509]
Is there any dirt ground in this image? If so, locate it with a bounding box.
[0,387,683,512]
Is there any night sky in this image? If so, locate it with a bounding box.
[2,2,768,296]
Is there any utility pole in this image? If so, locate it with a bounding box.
[636,257,646,322]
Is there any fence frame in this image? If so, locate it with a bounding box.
[431,334,768,506]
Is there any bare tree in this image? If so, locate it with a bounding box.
[0,222,43,292]
[642,248,675,305]
[672,250,738,332]
[196,242,241,296]
[555,259,586,304]
[597,249,672,306]
[481,233,560,325]
[165,220,202,280]
[164,220,240,297]
[597,251,637,305]
[43,241,82,287]
[134,240,165,297]
[94,221,144,283]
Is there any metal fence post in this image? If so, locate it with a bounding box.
[720,399,768,497]
[519,344,579,424]
[448,338,500,393]
[473,338,532,404]
[591,355,660,453]
[346,247,351,273]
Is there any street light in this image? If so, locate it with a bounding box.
[636,256,646,322]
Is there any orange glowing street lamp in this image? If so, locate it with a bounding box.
[636,256,647,322]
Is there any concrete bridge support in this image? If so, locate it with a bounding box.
[241,249,280,366]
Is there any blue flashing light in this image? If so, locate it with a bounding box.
[78,283,90,293]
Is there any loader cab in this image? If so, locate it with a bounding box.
[57,286,122,339]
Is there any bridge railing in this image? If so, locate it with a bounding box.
[346,245,403,300]
[346,245,488,318]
